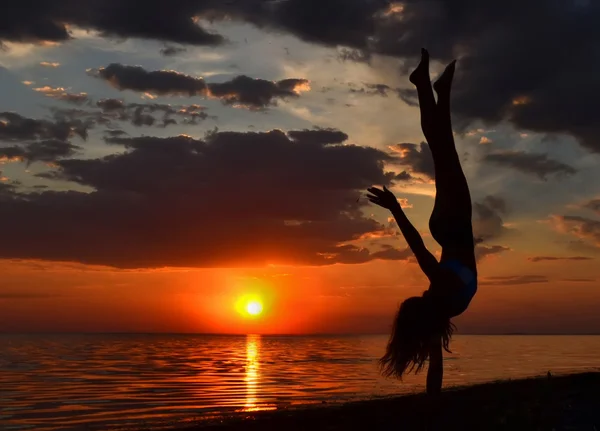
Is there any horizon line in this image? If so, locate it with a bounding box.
[2,332,600,336]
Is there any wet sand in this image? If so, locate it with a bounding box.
[180,372,600,431]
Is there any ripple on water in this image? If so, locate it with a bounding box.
[1,334,600,430]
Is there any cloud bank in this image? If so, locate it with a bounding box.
[0,128,410,268]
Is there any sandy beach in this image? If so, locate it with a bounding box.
[183,372,600,431]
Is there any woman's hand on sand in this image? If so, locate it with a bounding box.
[366,186,400,211]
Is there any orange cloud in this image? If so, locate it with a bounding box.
[384,3,405,16]
[528,255,593,263]
[34,85,66,94]
[512,95,532,106]
[0,155,24,164]
[291,80,311,94]
[33,86,89,104]
[548,215,600,248]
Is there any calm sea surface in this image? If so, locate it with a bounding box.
[1,334,599,430]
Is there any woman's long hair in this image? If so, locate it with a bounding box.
[379,296,455,378]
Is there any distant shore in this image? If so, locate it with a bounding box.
[177,372,600,431]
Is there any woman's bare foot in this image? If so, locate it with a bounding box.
[433,60,457,96]
[409,48,431,87]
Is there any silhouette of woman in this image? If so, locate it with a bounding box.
[366,49,476,395]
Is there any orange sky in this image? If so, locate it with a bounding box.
[2,245,600,334]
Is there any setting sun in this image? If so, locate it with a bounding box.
[246,301,263,316]
[235,294,266,319]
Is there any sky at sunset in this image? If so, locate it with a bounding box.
[1,0,600,334]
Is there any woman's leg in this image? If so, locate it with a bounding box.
[409,49,437,147]
[430,62,475,256]
[430,61,472,226]
[410,51,473,252]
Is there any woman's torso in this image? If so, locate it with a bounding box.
[429,252,478,318]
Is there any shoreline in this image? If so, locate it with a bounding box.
[172,372,600,431]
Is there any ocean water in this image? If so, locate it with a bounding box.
[1,334,599,430]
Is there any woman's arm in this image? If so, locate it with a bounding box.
[367,186,439,280]
[389,204,439,281]
[426,335,443,395]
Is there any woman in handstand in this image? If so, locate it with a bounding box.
[366,48,477,395]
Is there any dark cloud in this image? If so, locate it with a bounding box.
[0,3,71,44]
[0,1,224,46]
[480,275,549,286]
[550,215,600,249]
[225,0,385,50]
[389,142,434,179]
[52,99,211,130]
[91,64,310,109]
[218,0,600,162]
[160,45,187,57]
[125,102,210,125]
[0,293,59,300]
[0,182,17,202]
[2,2,599,151]
[313,243,413,265]
[0,128,405,268]
[248,0,600,153]
[0,0,385,50]
[562,278,595,283]
[473,195,509,244]
[96,98,126,112]
[47,107,116,132]
[475,244,510,261]
[104,130,127,138]
[349,84,420,106]
[0,112,88,143]
[561,239,600,256]
[582,198,600,215]
[0,0,383,56]
[370,244,413,261]
[91,63,208,97]
[0,290,64,299]
[528,256,593,263]
[53,92,90,105]
[338,48,372,64]
[131,106,155,127]
[483,150,577,180]
[287,128,348,145]
[446,1,600,153]
[207,75,310,109]
[352,0,600,153]
[367,84,391,96]
[393,171,414,182]
[0,111,87,165]
[480,195,507,214]
[350,83,393,97]
[396,88,419,107]
[26,140,78,163]
[0,140,80,164]
[176,105,211,125]
[0,146,25,161]
[87,3,224,46]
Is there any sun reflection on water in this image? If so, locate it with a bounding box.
[244,334,267,412]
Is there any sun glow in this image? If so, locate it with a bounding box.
[235,294,264,318]
[246,301,263,316]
